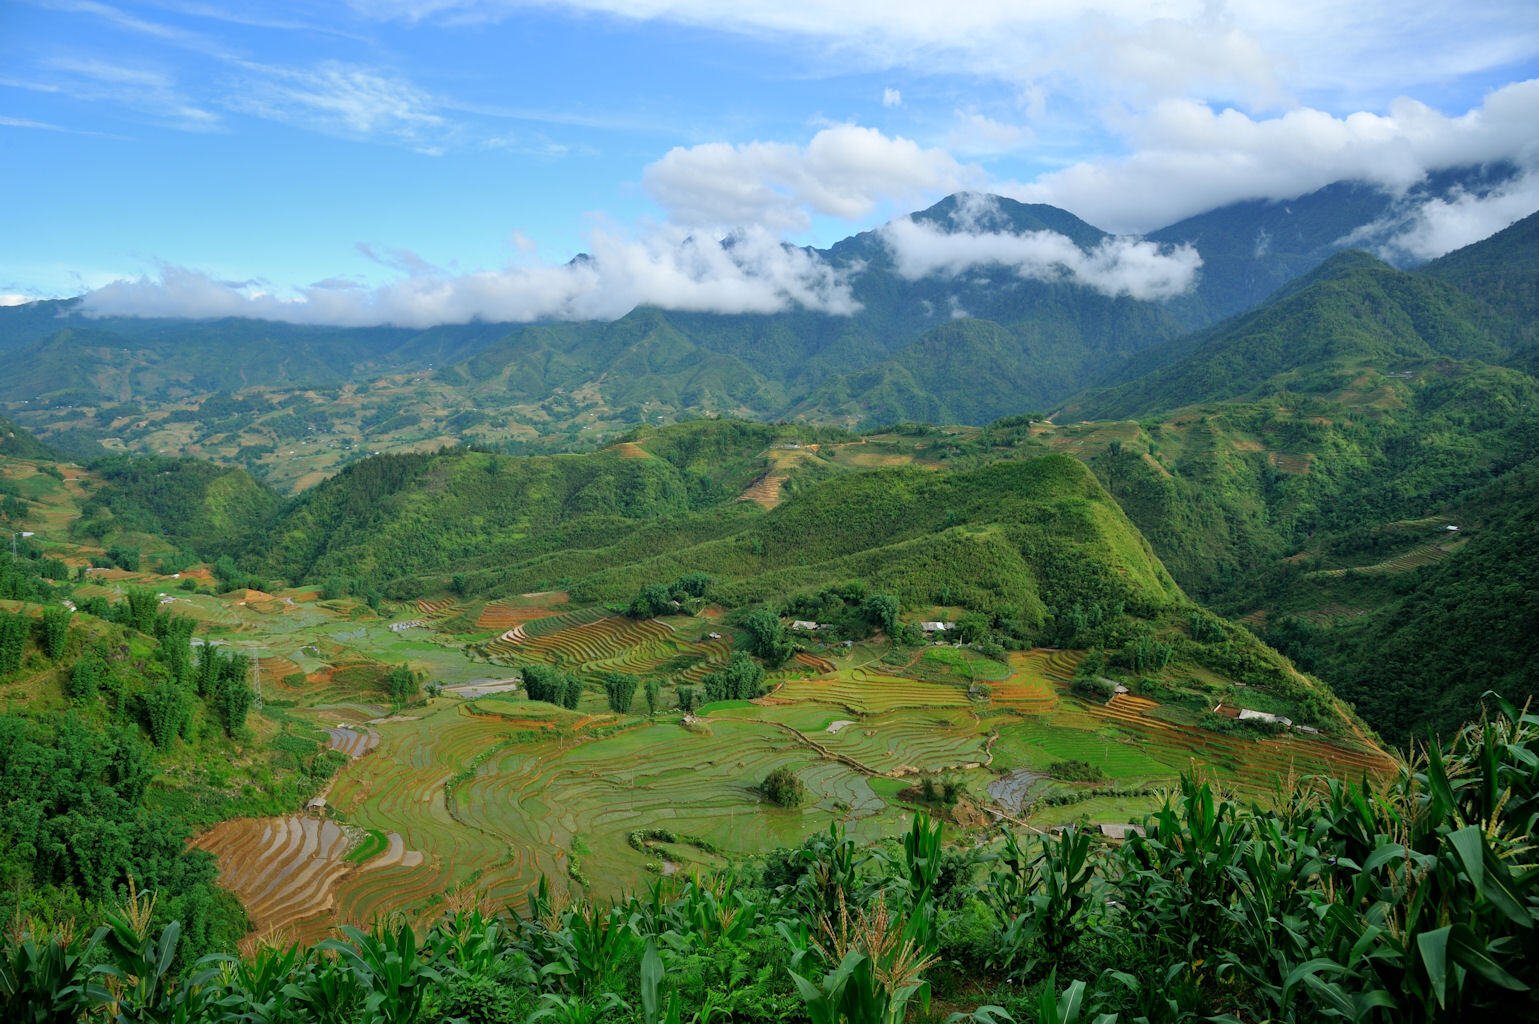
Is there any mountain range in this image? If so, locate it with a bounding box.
[0,165,1522,482]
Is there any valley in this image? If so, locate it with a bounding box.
[1,428,1391,955]
[2,189,1536,1024]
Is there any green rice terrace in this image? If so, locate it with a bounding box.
[111,585,1391,951]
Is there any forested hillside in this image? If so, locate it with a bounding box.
[0,414,54,460]
[1058,216,1539,741]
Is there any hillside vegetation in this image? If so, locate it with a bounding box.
[1056,212,1539,741]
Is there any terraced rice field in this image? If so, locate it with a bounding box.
[814,709,992,775]
[193,815,424,948]
[774,669,973,713]
[258,656,304,684]
[482,608,607,659]
[1310,542,1457,578]
[517,615,675,665]
[1084,691,1395,790]
[326,725,380,759]
[191,584,1398,943]
[1269,451,1315,475]
[989,649,1078,713]
[474,592,570,631]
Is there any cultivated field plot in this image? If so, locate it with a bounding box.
[193,815,423,949]
[773,669,973,713]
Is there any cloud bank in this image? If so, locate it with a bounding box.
[643,125,977,231]
[881,199,1201,301]
[79,226,859,327]
[1359,169,1539,262]
[1005,79,1539,234]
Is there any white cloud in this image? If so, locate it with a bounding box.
[227,61,447,149]
[0,294,39,306]
[882,87,901,108]
[78,226,860,327]
[1005,79,1539,232]
[881,195,1201,301]
[39,55,221,130]
[947,110,1031,156]
[642,124,979,230]
[349,1,1539,114]
[1357,170,1539,261]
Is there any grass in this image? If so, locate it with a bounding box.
[346,829,389,864]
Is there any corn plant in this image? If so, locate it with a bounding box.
[319,922,441,1024]
[93,884,226,1024]
[0,922,107,1023]
[986,826,1098,978]
[277,952,364,1024]
[784,893,937,1024]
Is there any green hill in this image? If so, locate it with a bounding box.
[1422,208,1539,372]
[250,422,1178,629]
[1068,251,1505,420]
[1046,216,1539,741]
[0,414,54,460]
[78,456,281,560]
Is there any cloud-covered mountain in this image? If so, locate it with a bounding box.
[2,169,1535,456]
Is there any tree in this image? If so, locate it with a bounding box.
[671,572,712,599]
[702,652,765,703]
[139,682,193,749]
[601,672,639,714]
[862,594,900,636]
[956,611,991,645]
[761,766,807,808]
[213,676,254,737]
[742,608,794,666]
[38,606,70,661]
[67,647,108,702]
[677,686,699,713]
[0,610,26,674]
[123,588,159,635]
[644,678,661,715]
[626,583,673,619]
[522,664,566,704]
[385,664,419,704]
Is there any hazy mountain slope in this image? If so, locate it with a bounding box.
[1148,163,1526,326]
[1421,209,1539,372]
[1148,181,1403,325]
[0,414,55,460]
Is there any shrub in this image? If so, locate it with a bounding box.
[601,671,639,714]
[1047,759,1105,782]
[761,766,807,808]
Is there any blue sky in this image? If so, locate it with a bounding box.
[3,1,1539,323]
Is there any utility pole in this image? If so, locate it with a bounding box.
[10,531,34,559]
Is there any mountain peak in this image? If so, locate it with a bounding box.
[910,192,1109,248]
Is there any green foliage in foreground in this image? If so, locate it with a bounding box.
[6,702,1537,1023]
